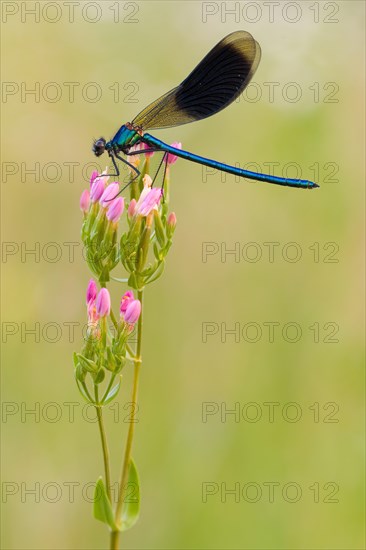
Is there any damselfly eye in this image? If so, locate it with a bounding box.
[93,138,106,157]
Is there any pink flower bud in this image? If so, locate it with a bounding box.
[135,187,162,217]
[124,299,141,324]
[95,288,111,317]
[120,291,134,315]
[165,142,182,166]
[80,189,90,213]
[90,170,99,187]
[86,279,98,305]
[107,197,124,223]
[167,212,177,228]
[128,199,137,218]
[100,183,120,207]
[90,178,105,202]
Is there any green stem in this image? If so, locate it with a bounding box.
[110,308,119,331]
[110,289,144,549]
[94,385,112,502]
[110,531,119,550]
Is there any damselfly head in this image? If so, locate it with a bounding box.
[93,138,106,157]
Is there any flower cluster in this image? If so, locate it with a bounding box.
[79,145,179,289]
[80,171,125,282]
[74,279,142,404]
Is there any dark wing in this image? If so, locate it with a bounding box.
[132,31,261,130]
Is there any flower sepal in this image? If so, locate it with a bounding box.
[153,210,166,248]
[75,362,87,383]
[98,266,111,285]
[144,260,165,285]
[135,217,153,273]
[90,208,108,241]
[93,368,105,385]
[77,353,99,374]
[105,346,125,373]
[127,271,142,291]
[153,243,162,262]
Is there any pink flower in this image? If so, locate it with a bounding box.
[80,189,90,213]
[90,178,105,202]
[120,291,134,315]
[136,184,151,205]
[124,299,141,324]
[100,183,120,207]
[90,169,110,192]
[135,187,162,217]
[145,148,155,159]
[167,212,177,229]
[95,288,111,317]
[165,142,182,166]
[107,197,124,223]
[86,279,98,305]
[87,302,99,326]
[128,199,137,218]
[90,170,99,187]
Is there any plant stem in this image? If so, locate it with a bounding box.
[94,385,112,502]
[110,289,143,549]
[110,308,119,331]
[110,531,120,550]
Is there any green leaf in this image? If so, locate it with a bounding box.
[120,458,140,531]
[103,377,122,405]
[93,477,117,530]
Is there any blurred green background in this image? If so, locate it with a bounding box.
[1,1,365,548]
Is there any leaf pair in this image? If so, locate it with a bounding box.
[93,458,140,532]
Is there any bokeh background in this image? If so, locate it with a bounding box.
[1,1,365,548]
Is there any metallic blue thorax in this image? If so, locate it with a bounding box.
[106,124,140,152]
